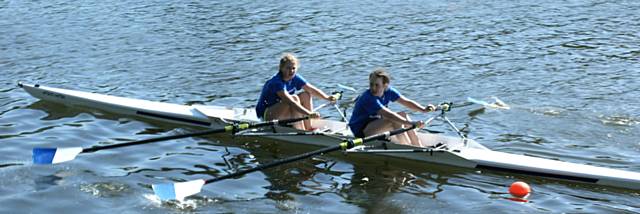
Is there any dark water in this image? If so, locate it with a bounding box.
[2,0,640,213]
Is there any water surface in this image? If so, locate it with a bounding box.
[1,0,639,213]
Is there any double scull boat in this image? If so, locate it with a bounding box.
[18,82,640,190]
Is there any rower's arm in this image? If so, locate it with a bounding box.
[396,96,429,112]
[378,107,413,126]
[303,84,333,101]
[276,90,313,115]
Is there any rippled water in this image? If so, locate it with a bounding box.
[2,0,640,213]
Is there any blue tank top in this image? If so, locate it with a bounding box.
[348,86,401,137]
[256,73,308,118]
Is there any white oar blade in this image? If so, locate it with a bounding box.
[152,179,205,201]
[337,84,357,92]
[467,97,491,106]
[491,96,511,109]
[468,97,511,109]
[32,147,83,164]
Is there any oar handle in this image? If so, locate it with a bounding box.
[330,91,343,100]
[270,116,312,125]
[436,102,452,112]
[337,124,417,150]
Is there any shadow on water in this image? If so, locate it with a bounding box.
[34,173,65,191]
[26,100,89,121]
[185,133,640,200]
[24,100,180,133]
[172,135,485,211]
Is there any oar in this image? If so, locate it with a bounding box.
[32,116,310,165]
[418,103,454,134]
[467,97,510,109]
[151,124,417,201]
[337,83,357,92]
[312,91,343,112]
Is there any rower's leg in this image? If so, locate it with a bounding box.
[391,122,414,146]
[363,118,412,145]
[288,94,306,130]
[363,118,387,136]
[265,101,301,129]
[298,91,313,130]
[398,112,422,147]
[265,102,291,120]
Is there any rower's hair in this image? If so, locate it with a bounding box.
[369,68,391,88]
[279,53,299,73]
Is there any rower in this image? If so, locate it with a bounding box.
[255,53,337,130]
[348,68,436,147]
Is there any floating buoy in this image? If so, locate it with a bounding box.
[509,181,531,198]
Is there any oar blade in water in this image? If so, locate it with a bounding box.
[491,96,511,109]
[152,179,205,201]
[32,147,83,164]
[467,97,491,106]
[337,84,357,92]
[467,97,510,109]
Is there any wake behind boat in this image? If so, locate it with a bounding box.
[18,82,640,191]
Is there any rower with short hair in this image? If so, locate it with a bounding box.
[348,68,436,147]
[256,53,336,130]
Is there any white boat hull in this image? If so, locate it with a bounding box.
[19,82,640,190]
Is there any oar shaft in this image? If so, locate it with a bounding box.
[205,145,342,184]
[81,128,226,153]
[204,125,416,184]
[82,116,310,153]
[313,91,343,112]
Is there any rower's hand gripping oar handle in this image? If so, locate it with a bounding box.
[416,102,452,133]
[424,102,452,113]
[312,91,343,112]
[330,91,343,101]
[438,102,452,112]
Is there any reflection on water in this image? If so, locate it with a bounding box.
[34,174,63,191]
[26,101,87,121]
[80,182,131,198]
[599,115,639,127]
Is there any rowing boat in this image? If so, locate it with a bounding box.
[18,82,640,190]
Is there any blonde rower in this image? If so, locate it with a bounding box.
[256,53,336,130]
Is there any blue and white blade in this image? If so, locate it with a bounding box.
[32,147,83,164]
[152,179,205,201]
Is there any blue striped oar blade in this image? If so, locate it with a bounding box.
[152,179,205,201]
[32,147,83,164]
[33,148,56,164]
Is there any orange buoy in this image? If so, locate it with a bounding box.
[509,181,531,198]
